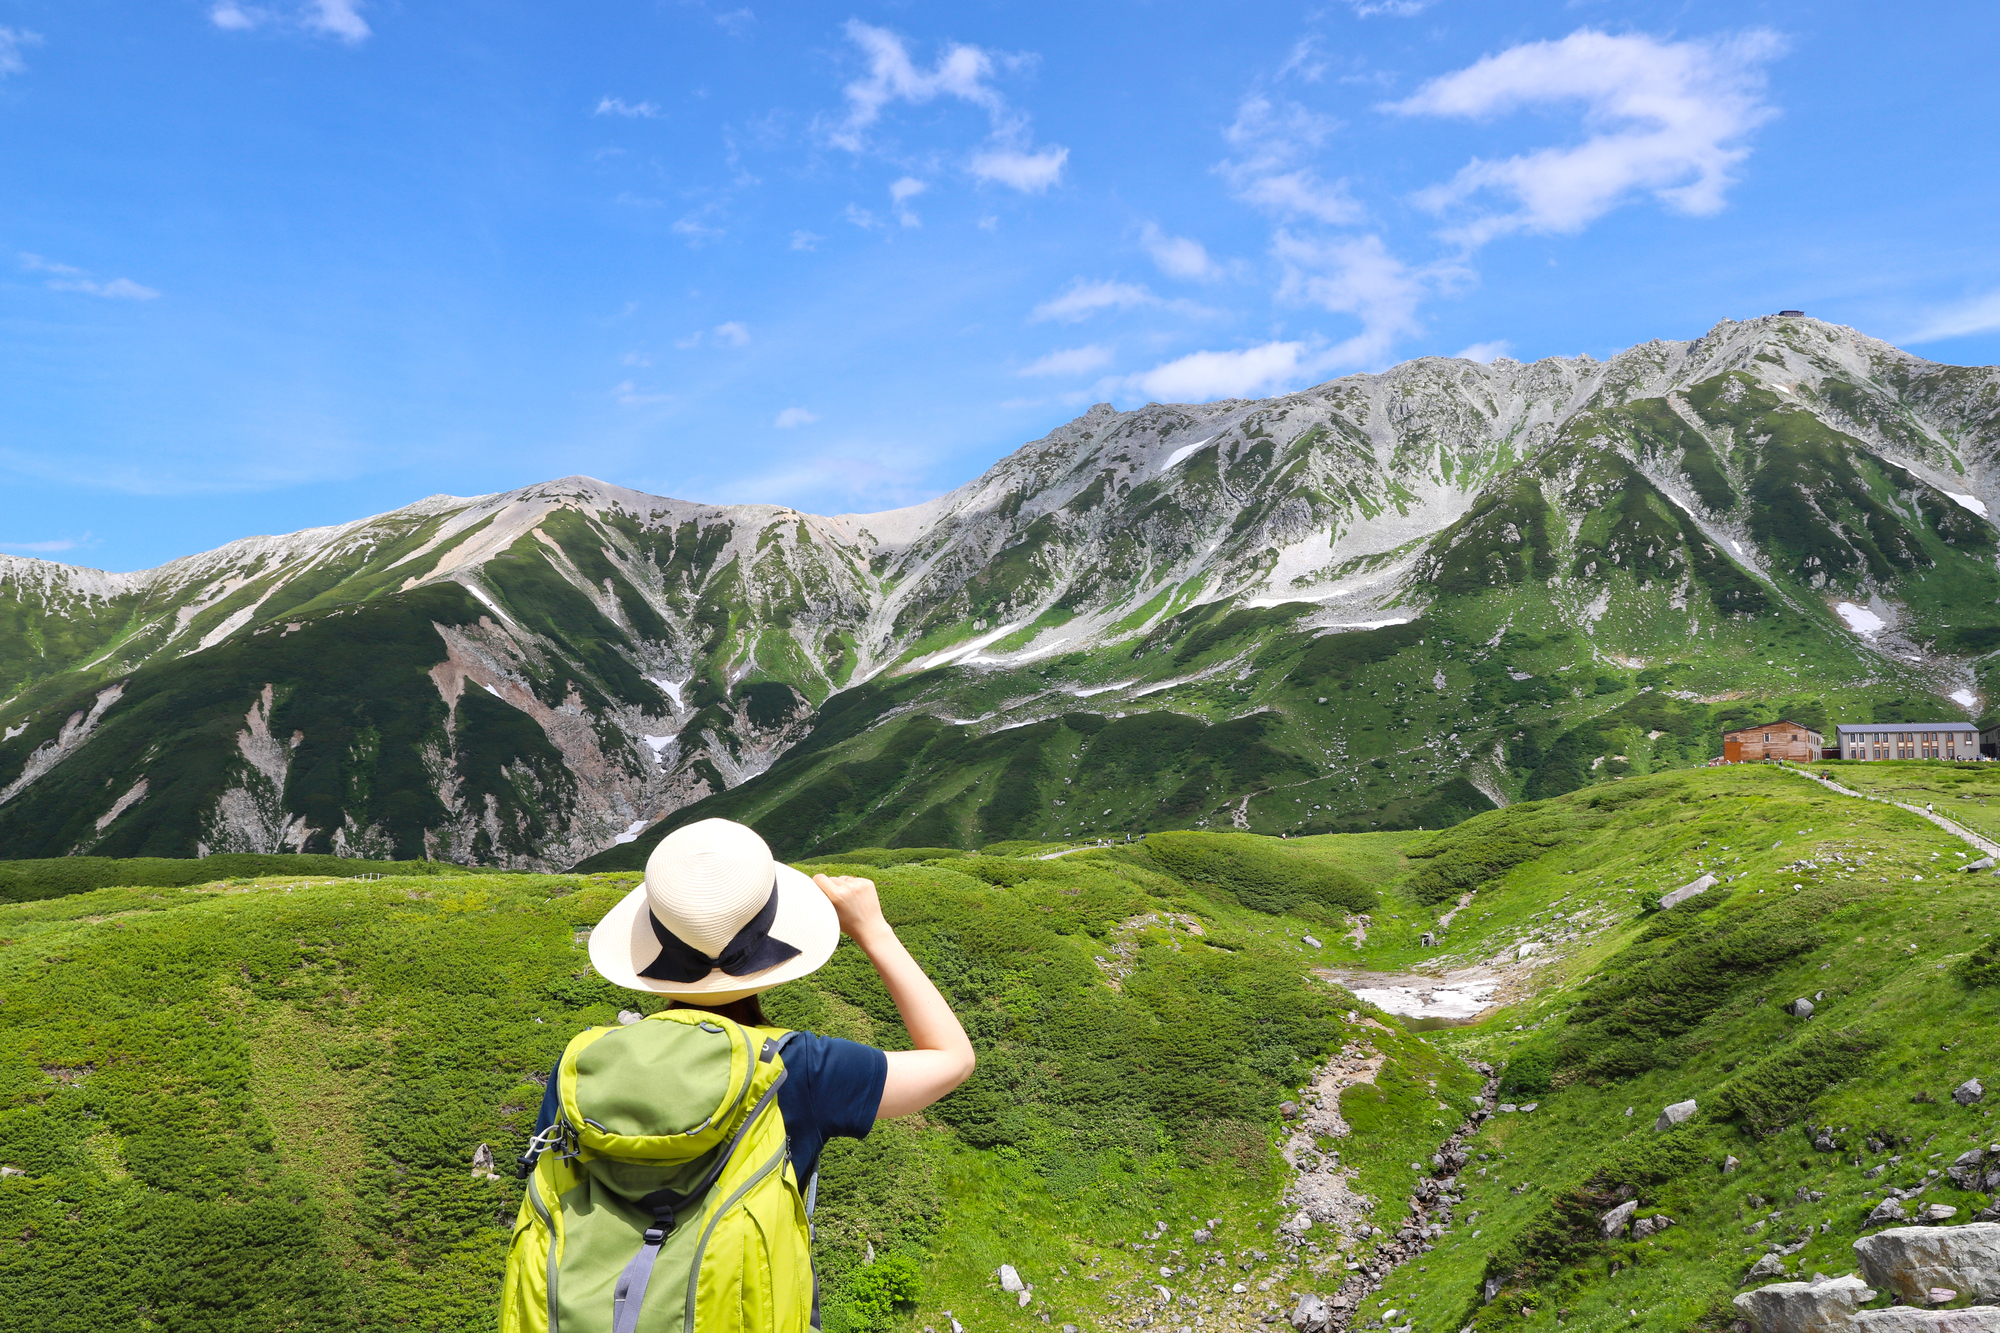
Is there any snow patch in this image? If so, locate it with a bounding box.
[1344,976,1499,1021]
[645,675,688,710]
[611,819,648,845]
[1325,618,1411,631]
[1951,689,1977,708]
[905,620,1031,673]
[1069,681,1137,698]
[483,683,504,698]
[1944,491,1989,517]
[1729,539,1744,555]
[1159,437,1216,472]
[643,734,675,754]
[1834,602,1885,637]
[2,724,22,741]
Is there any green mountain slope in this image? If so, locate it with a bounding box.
[7,317,2000,868]
[3,765,1996,1333]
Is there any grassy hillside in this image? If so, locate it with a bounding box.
[3,765,1995,1333]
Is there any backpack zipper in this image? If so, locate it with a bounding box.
[527,1170,560,1332]
[680,1142,790,1333]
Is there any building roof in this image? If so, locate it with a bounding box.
[1722,720,1820,737]
[1833,722,1979,734]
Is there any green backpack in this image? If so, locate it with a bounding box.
[501,1009,816,1333]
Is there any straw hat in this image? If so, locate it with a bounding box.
[589,818,839,1000]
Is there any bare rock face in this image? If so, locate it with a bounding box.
[1849,1310,2000,1333]
[1852,1224,2000,1305]
[1734,1274,1877,1333]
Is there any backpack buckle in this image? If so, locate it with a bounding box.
[643,1227,666,1245]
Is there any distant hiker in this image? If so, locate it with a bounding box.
[502,818,976,1333]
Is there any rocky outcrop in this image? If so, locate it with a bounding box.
[1854,1225,2000,1305]
[1735,1274,1877,1333]
[1850,1310,2000,1333]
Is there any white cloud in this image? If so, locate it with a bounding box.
[890,176,927,227]
[672,216,724,243]
[1902,291,2000,345]
[1140,224,1222,281]
[1272,231,1442,367]
[789,230,824,251]
[1388,27,1786,247]
[621,351,652,367]
[1031,279,1153,323]
[1018,345,1114,377]
[211,0,369,43]
[0,26,43,76]
[1454,340,1513,363]
[1347,0,1431,16]
[713,321,751,347]
[969,146,1067,193]
[774,408,821,428]
[0,535,84,554]
[595,97,661,118]
[1217,94,1360,223]
[829,21,1067,194]
[1117,341,1327,403]
[23,254,160,300]
[844,204,881,230]
[1277,37,1328,83]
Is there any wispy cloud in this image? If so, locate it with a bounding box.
[1030,279,1154,323]
[890,176,927,227]
[1272,231,1453,368]
[1347,0,1431,16]
[21,254,161,300]
[210,0,371,44]
[789,230,824,251]
[1218,95,1361,224]
[675,322,752,349]
[0,534,86,555]
[614,380,672,407]
[1140,223,1223,281]
[1901,291,2000,345]
[774,407,820,428]
[828,21,1067,194]
[1454,340,1513,363]
[595,97,661,118]
[0,27,43,78]
[1018,345,1114,377]
[1388,28,1786,248]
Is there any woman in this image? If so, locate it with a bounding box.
[508,818,974,1333]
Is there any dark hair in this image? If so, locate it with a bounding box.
[672,994,768,1028]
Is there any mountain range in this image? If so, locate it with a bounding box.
[4,314,1998,870]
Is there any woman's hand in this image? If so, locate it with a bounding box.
[812,873,889,943]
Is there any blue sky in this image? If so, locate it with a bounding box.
[4,0,2000,571]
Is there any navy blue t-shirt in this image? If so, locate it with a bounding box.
[532,1030,886,1184]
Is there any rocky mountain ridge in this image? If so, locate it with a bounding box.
[5,315,2000,867]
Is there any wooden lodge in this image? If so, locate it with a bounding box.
[1721,721,1823,763]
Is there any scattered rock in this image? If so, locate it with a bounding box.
[1919,1206,1961,1224]
[1963,858,1994,873]
[1657,1099,1699,1132]
[617,1009,644,1025]
[0,1166,24,1178]
[1281,1210,1314,1235]
[1192,1228,1213,1244]
[1656,873,1717,910]
[1291,1294,1336,1333]
[1954,1080,1985,1107]
[1633,1215,1678,1240]
[1788,998,1817,1019]
[1930,1291,1959,1306]
[1732,1273,1875,1333]
[999,1264,1025,1293]
[1817,1131,1841,1153]
[1498,1103,1518,1114]
[1521,1102,1540,1113]
[1017,1290,1031,1308]
[1867,1200,1912,1228]
[1726,1156,1742,1173]
[1518,943,1546,960]
[1484,1276,1505,1304]
[1742,1254,1792,1285]
[1280,1102,1300,1120]
[471,1143,500,1180]
[1304,935,1324,949]
[1853,1223,2000,1304]
[1601,1201,1639,1238]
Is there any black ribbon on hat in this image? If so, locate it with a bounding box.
[638,881,802,983]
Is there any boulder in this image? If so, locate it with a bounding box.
[1852,1223,2000,1304]
[1850,1310,2000,1333]
[1280,1102,1300,1119]
[1789,999,1817,1019]
[1657,1099,1700,1132]
[1420,932,1437,948]
[998,1264,1025,1293]
[1291,1294,1336,1333]
[1946,1151,1986,1190]
[1963,858,1995,873]
[1303,935,1324,949]
[1601,1201,1639,1238]
[1016,1290,1031,1308]
[1192,1228,1213,1244]
[1660,874,1718,910]
[1954,1080,1986,1107]
[1732,1273,1876,1333]
[1743,1255,1792,1285]
[1726,1156,1742,1173]
[1919,1206,1961,1224]
[471,1143,499,1180]
[1867,1200,1912,1228]
[617,1010,644,1026]
[1634,1215,1678,1240]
